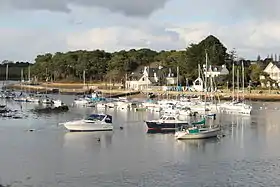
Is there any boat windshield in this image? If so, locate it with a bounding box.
[85,114,105,121]
[159,116,176,120]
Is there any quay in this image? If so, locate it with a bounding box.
[4,82,280,101]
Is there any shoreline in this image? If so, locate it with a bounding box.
[4,82,280,101]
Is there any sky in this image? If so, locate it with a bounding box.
[1,0,280,62]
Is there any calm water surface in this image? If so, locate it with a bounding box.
[0,93,280,186]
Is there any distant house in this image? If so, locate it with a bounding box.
[192,77,204,92]
[203,64,229,77]
[126,65,176,90]
[260,62,280,87]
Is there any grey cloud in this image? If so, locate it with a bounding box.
[1,0,169,17]
[0,29,68,62]
[220,0,280,19]
[228,0,280,20]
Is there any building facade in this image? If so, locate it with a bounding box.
[260,62,280,87]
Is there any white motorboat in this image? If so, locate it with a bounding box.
[61,114,113,132]
[117,102,131,110]
[96,102,106,109]
[41,97,53,105]
[178,107,193,116]
[13,97,27,102]
[73,97,91,106]
[105,102,115,109]
[53,99,63,107]
[26,96,40,103]
[219,101,252,115]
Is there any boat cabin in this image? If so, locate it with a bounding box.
[85,114,113,123]
[159,115,177,121]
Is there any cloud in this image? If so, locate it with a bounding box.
[0,29,68,62]
[169,20,280,59]
[66,26,185,51]
[231,0,280,20]
[1,0,169,17]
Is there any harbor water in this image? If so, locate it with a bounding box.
[1,93,280,186]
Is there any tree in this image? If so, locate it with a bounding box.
[27,35,231,84]
[249,64,262,82]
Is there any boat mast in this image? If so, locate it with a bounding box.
[83,70,86,95]
[198,64,202,98]
[204,51,208,113]
[5,64,8,85]
[232,62,235,101]
[28,65,31,82]
[176,66,179,100]
[45,68,48,95]
[242,61,245,101]
[83,70,86,87]
[237,69,239,101]
[20,68,24,93]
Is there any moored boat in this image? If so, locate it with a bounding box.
[175,126,220,139]
[145,115,190,131]
[175,118,220,140]
[61,114,113,132]
[32,105,69,114]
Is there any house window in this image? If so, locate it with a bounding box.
[142,78,145,81]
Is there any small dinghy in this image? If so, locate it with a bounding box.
[32,105,69,114]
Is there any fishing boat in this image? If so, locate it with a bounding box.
[145,115,191,131]
[175,123,220,140]
[175,52,221,140]
[61,114,113,132]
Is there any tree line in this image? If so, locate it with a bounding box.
[0,35,273,86]
[0,62,30,80]
[30,35,231,84]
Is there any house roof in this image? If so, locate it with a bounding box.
[272,62,280,69]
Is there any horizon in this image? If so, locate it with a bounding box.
[1,0,280,62]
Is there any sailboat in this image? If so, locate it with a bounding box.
[175,51,221,140]
[219,61,252,115]
[26,65,40,103]
[14,69,28,102]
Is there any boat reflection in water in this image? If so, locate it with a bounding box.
[63,131,113,151]
[176,138,220,152]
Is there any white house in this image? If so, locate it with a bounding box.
[192,77,204,92]
[126,66,176,90]
[126,66,159,90]
[260,62,280,87]
[204,64,229,77]
[166,68,177,85]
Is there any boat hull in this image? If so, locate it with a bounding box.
[175,128,220,140]
[63,120,113,132]
[146,121,189,130]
